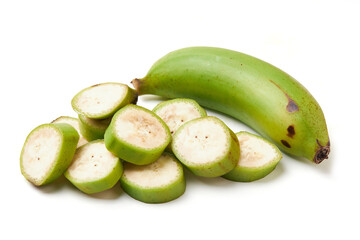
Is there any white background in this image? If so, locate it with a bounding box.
[0,0,359,239]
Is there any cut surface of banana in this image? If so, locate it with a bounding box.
[65,140,123,194]
[153,98,207,135]
[120,152,185,203]
[78,114,112,141]
[71,82,137,119]
[223,131,282,182]
[105,104,171,165]
[52,116,88,148]
[171,116,239,177]
[20,123,79,186]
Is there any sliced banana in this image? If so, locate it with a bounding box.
[71,82,137,119]
[52,116,88,148]
[153,98,207,152]
[105,104,171,165]
[171,116,240,177]
[78,114,112,141]
[223,131,282,182]
[20,123,79,186]
[120,152,185,203]
[65,140,123,194]
[153,98,207,135]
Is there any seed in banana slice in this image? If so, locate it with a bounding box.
[171,116,240,177]
[223,131,282,182]
[104,104,171,165]
[78,114,112,141]
[71,82,138,119]
[65,140,123,194]
[51,116,88,148]
[20,123,79,186]
[153,98,207,135]
[120,152,185,203]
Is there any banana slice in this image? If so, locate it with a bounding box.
[223,131,282,182]
[78,114,112,141]
[153,98,207,152]
[71,82,138,119]
[20,123,79,186]
[65,140,123,194]
[171,116,240,177]
[105,104,171,165]
[120,152,185,203]
[153,98,207,135]
[52,116,88,148]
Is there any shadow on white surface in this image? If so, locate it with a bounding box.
[286,150,333,175]
[87,181,123,200]
[30,175,123,200]
[183,161,284,187]
[256,161,284,183]
[32,175,70,193]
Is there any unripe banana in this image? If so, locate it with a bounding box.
[20,123,79,186]
[171,116,240,177]
[104,104,171,165]
[120,152,185,203]
[65,140,123,194]
[132,47,330,163]
[223,131,282,182]
[72,82,138,120]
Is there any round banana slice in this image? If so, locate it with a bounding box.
[65,140,123,194]
[153,98,207,152]
[120,152,185,203]
[222,131,282,182]
[71,82,138,119]
[20,123,79,186]
[153,98,207,135]
[171,116,240,177]
[78,114,112,141]
[104,104,171,165]
[52,116,88,148]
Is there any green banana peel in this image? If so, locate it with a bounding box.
[132,47,330,164]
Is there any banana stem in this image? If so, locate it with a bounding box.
[131,78,142,94]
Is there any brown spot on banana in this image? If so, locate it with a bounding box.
[286,100,299,113]
[287,125,295,138]
[269,80,299,113]
[281,140,291,148]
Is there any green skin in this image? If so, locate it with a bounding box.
[222,131,282,182]
[104,105,171,165]
[120,153,186,203]
[72,82,138,119]
[152,98,207,152]
[132,47,330,164]
[78,114,112,141]
[51,116,88,148]
[20,123,79,186]
[65,140,123,194]
[171,116,240,178]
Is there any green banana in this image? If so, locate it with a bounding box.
[132,47,330,164]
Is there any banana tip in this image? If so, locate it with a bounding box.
[314,140,330,164]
